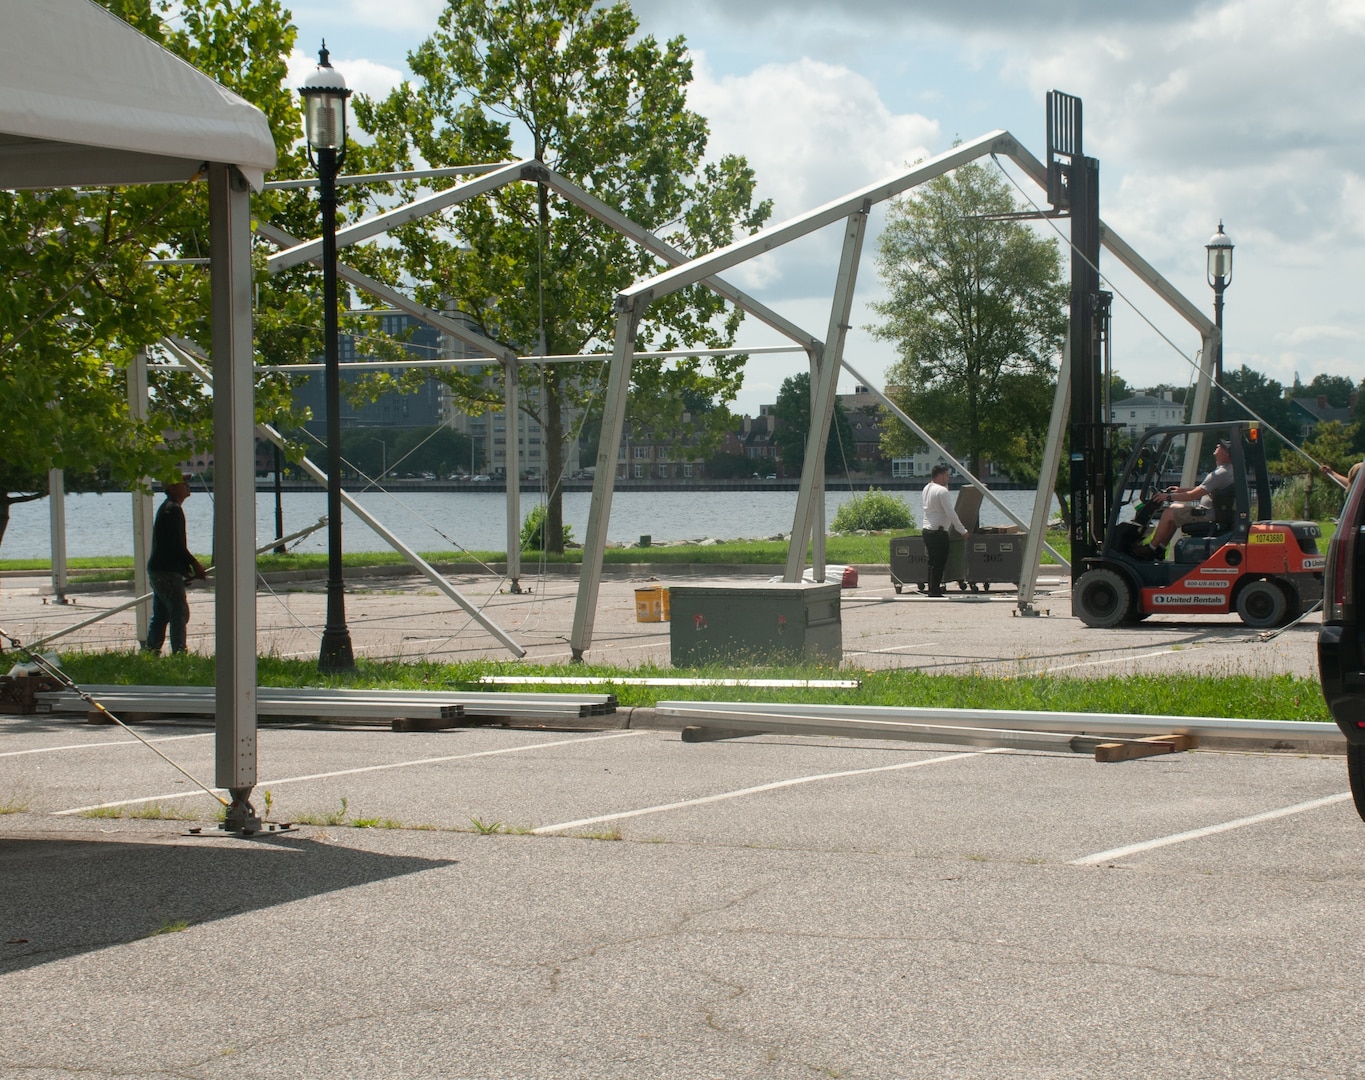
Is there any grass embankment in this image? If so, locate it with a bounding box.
[55,651,1330,723]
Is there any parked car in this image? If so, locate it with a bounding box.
[470,473,492,482]
[1318,468,1365,819]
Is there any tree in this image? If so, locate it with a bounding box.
[354,0,771,553]
[869,160,1067,478]
[1221,364,1297,458]
[0,0,308,554]
[773,373,855,475]
[1302,373,1358,409]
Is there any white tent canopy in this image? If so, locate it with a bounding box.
[1,0,272,829]
[0,0,276,190]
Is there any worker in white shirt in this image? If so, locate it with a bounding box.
[920,463,968,597]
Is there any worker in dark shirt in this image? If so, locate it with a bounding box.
[143,475,207,654]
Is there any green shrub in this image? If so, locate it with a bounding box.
[831,488,915,533]
[520,502,574,550]
[1271,475,1345,522]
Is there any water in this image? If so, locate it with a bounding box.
[1,487,1057,560]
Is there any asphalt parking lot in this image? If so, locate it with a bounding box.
[3,710,1363,1078]
[0,562,1323,678]
[2,565,1352,1078]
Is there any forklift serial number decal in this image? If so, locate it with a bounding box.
[1248,533,1286,544]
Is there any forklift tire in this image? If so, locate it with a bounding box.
[1235,579,1289,629]
[1073,568,1133,629]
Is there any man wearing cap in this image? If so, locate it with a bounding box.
[143,475,207,654]
[1143,438,1235,558]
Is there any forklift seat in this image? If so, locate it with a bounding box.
[1178,488,1236,539]
[1173,489,1237,561]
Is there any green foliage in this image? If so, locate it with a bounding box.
[521,502,574,550]
[354,0,772,553]
[1,0,313,555]
[1272,474,1345,521]
[869,160,1067,477]
[830,489,915,533]
[773,372,855,474]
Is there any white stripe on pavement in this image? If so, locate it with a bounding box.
[533,747,1009,834]
[54,730,645,816]
[1069,792,1353,865]
[0,733,212,758]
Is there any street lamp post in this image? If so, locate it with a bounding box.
[1206,222,1234,423]
[301,43,355,673]
[369,436,386,480]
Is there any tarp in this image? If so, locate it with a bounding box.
[0,0,277,191]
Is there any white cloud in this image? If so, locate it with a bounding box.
[687,53,937,299]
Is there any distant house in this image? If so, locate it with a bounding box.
[1110,392,1186,437]
[1289,394,1356,441]
[843,408,884,471]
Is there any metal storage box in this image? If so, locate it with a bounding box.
[669,582,842,666]
[965,533,1025,589]
[889,534,965,593]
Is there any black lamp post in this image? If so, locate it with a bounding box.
[1206,222,1234,422]
[301,43,355,672]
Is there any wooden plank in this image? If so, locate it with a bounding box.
[1094,734,1198,763]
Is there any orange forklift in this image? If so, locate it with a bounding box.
[1072,421,1324,628]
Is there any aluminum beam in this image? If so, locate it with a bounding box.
[127,349,153,639]
[1183,333,1219,488]
[666,706,1130,756]
[504,357,521,590]
[785,206,869,583]
[47,468,67,602]
[619,133,1015,306]
[658,700,1342,744]
[570,302,642,660]
[207,163,258,805]
[1018,339,1072,613]
[268,159,537,271]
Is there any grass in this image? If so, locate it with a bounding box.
[54,650,1332,722]
[0,795,30,815]
[148,919,190,936]
[0,532,1072,577]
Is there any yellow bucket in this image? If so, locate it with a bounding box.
[634,586,670,622]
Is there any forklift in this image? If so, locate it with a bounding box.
[1071,421,1324,628]
[1043,91,1324,629]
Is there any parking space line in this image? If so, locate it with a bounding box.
[1069,792,1353,866]
[532,747,1009,834]
[53,730,645,816]
[1041,649,1184,675]
[0,733,212,758]
[845,642,940,656]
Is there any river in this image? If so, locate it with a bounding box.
[1,487,1058,560]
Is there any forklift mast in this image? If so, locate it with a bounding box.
[1047,90,1110,583]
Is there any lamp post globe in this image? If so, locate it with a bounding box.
[1205,222,1234,423]
[300,43,355,673]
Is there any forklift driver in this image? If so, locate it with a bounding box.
[1140,439,1235,559]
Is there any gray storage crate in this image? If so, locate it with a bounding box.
[889,535,966,593]
[669,582,842,666]
[965,532,1025,589]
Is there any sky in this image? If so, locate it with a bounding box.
[282,0,1365,417]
